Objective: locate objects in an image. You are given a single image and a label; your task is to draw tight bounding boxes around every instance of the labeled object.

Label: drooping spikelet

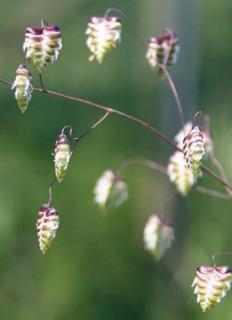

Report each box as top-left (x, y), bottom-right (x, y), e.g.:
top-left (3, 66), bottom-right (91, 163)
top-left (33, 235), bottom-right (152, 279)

top-left (93, 170), bottom-right (128, 211)
top-left (192, 265), bottom-right (232, 312)
top-left (23, 23), bottom-right (62, 73)
top-left (174, 121), bottom-right (213, 157)
top-left (143, 214), bottom-right (174, 260)
top-left (146, 28), bottom-right (180, 73)
top-left (183, 125), bottom-right (205, 177)
top-left (86, 16), bottom-right (122, 63)
top-left (36, 203), bottom-right (59, 254)
top-left (11, 64), bottom-right (33, 113)
top-left (54, 133), bottom-right (72, 183)
top-left (167, 151), bottom-right (195, 196)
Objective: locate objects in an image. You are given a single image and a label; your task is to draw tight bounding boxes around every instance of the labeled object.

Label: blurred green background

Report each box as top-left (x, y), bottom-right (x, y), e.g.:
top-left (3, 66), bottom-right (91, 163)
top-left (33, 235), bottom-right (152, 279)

top-left (0, 0), bottom-right (232, 319)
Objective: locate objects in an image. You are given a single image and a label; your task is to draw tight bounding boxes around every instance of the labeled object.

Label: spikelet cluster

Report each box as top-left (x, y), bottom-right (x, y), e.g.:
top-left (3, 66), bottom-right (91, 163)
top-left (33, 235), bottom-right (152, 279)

top-left (93, 170), bottom-right (128, 211)
top-left (192, 265), bottom-right (232, 312)
top-left (23, 24), bottom-right (62, 73)
top-left (11, 64), bottom-right (33, 113)
top-left (175, 121), bottom-right (213, 157)
top-left (146, 28), bottom-right (180, 72)
top-left (86, 16), bottom-right (122, 63)
top-left (143, 214), bottom-right (174, 260)
top-left (167, 151), bottom-right (195, 196)
top-left (36, 203), bottom-right (59, 254)
top-left (54, 133), bottom-right (72, 183)
top-left (183, 125), bottom-right (205, 177)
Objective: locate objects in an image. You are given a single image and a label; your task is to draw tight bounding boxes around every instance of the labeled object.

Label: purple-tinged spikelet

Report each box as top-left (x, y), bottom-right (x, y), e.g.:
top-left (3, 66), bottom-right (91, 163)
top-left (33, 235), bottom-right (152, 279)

top-left (54, 133), bottom-right (71, 183)
top-left (23, 24), bottom-right (62, 73)
top-left (167, 151), bottom-right (195, 196)
top-left (93, 170), bottom-right (128, 211)
top-left (36, 204), bottom-right (59, 254)
top-left (146, 28), bottom-right (180, 73)
top-left (11, 64), bottom-right (33, 113)
top-left (192, 265), bottom-right (232, 312)
top-left (86, 16), bottom-right (122, 63)
top-left (183, 125), bottom-right (205, 177)
top-left (143, 214), bottom-right (174, 260)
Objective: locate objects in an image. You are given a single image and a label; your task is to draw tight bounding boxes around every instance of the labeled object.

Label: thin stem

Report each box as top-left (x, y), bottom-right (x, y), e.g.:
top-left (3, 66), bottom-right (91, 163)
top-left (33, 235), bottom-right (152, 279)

top-left (48, 178), bottom-right (57, 206)
top-left (118, 158), bottom-right (167, 175)
top-left (195, 186), bottom-right (231, 200)
top-left (39, 74), bottom-right (47, 93)
top-left (160, 65), bottom-right (185, 128)
top-left (1, 77), bottom-right (232, 191)
top-left (74, 111), bottom-right (111, 146)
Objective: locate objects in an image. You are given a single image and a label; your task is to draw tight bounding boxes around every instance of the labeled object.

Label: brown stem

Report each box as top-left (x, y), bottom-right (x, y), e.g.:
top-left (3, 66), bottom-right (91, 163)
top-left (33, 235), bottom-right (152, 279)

top-left (74, 111), bottom-right (111, 144)
top-left (2, 78), bottom-right (232, 191)
top-left (39, 74), bottom-right (47, 93)
top-left (160, 65), bottom-right (185, 128)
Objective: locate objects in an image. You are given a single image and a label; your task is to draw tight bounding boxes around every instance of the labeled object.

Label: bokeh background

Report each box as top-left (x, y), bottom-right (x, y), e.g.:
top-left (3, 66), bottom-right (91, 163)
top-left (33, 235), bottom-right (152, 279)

top-left (0, 0), bottom-right (232, 319)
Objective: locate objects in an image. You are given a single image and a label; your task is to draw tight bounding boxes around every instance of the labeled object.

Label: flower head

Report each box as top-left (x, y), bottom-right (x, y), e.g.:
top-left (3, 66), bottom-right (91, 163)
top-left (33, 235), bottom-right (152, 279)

top-left (143, 214), bottom-right (174, 260)
top-left (192, 265), bottom-right (232, 312)
top-left (183, 125), bottom-right (205, 177)
top-left (86, 16), bottom-right (122, 63)
top-left (167, 151), bottom-right (195, 195)
top-left (11, 64), bottom-right (33, 113)
top-left (23, 23), bottom-right (62, 73)
top-left (93, 170), bottom-right (128, 211)
top-left (36, 203), bottom-right (60, 254)
top-left (54, 132), bottom-right (72, 183)
top-left (146, 28), bottom-right (180, 73)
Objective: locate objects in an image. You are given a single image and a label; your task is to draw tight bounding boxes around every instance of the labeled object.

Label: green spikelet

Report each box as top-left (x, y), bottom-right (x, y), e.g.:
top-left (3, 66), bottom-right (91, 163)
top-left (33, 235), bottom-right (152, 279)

top-left (23, 23), bottom-right (62, 73)
top-left (192, 265), bottom-right (232, 312)
top-left (146, 28), bottom-right (180, 73)
top-left (143, 214), bottom-right (174, 260)
top-left (54, 133), bottom-right (71, 183)
top-left (86, 16), bottom-right (122, 63)
top-left (36, 204), bottom-right (59, 254)
top-left (183, 125), bottom-right (205, 177)
top-left (11, 64), bottom-right (33, 113)
top-left (93, 170), bottom-right (128, 211)
top-left (167, 151), bottom-right (195, 196)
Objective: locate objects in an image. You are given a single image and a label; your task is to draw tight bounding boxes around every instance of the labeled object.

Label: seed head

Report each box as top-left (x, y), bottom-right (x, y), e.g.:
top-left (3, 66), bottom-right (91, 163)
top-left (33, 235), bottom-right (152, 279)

top-left (54, 133), bottom-right (72, 183)
top-left (93, 170), bottom-right (128, 211)
top-left (146, 28), bottom-right (180, 73)
top-left (11, 64), bottom-right (33, 113)
top-left (183, 125), bottom-right (205, 177)
top-left (167, 151), bottom-right (195, 196)
top-left (23, 23), bottom-right (62, 73)
top-left (86, 16), bottom-right (122, 63)
top-left (192, 265), bottom-right (232, 312)
top-left (36, 203), bottom-right (59, 254)
top-left (143, 214), bottom-right (174, 260)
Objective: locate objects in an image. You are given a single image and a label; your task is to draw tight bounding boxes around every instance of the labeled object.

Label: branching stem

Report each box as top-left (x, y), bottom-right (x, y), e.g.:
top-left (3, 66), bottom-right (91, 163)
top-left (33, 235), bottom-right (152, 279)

top-left (1, 78), bottom-right (232, 192)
